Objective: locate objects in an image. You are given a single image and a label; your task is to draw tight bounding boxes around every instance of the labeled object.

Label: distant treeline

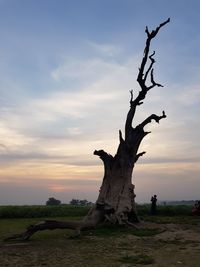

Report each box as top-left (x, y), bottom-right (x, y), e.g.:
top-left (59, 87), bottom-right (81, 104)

top-left (159, 200), bottom-right (196, 206)
top-left (0, 204), bottom-right (195, 219)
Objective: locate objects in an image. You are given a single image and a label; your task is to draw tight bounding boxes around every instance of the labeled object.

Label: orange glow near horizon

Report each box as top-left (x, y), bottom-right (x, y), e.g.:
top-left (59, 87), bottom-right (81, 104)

top-left (0, 160), bottom-right (199, 183)
top-left (49, 185), bottom-right (73, 193)
top-left (0, 161), bottom-right (103, 181)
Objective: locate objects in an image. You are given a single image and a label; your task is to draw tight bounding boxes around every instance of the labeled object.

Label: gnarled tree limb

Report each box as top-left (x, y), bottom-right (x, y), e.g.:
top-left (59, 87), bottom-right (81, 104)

top-left (137, 111), bottom-right (166, 130)
top-left (125, 18), bottom-right (170, 139)
top-left (135, 151), bottom-right (146, 163)
top-left (94, 150), bottom-right (113, 164)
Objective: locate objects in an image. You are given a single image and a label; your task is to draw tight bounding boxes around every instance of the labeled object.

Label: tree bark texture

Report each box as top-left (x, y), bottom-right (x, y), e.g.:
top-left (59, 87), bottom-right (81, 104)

top-left (5, 18), bottom-right (170, 241)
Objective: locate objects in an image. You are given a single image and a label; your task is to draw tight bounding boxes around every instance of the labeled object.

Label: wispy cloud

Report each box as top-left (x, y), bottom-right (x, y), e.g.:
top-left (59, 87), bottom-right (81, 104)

top-left (87, 41), bottom-right (122, 57)
top-left (0, 4), bottom-right (200, 205)
top-left (1, 46), bottom-right (199, 171)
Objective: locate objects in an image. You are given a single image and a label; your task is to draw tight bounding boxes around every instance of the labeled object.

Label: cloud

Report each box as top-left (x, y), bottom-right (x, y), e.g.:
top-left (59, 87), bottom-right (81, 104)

top-left (0, 159), bottom-right (199, 205)
top-left (178, 86), bottom-right (200, 106)
top-left (32, 88), bottom-right (118, 120)
top-left (0, 143), bottom-right (8, 150)
top-left (0, 38), bottom-right (200, 204)
top-left (134, 161), bottom-right (200, 203)
top-left (87, 41), bottom-right (122, 57)
top-left (0, 121), bottom-right (34, 149)
top-left (1, 50), bottom-right (199, 167)
top-left (0, 51), bottom-right (140, 161)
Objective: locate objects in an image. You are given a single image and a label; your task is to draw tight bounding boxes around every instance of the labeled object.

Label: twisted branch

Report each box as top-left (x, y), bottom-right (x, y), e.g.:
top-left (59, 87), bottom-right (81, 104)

top-left (137, 111), bottom-right (166, 129)
top-left (124, 18), bottom-right (170, 140)
top-left (135, 151), bottom-right (146, 163)
top-left (136, 18), bottom-right (170, 103)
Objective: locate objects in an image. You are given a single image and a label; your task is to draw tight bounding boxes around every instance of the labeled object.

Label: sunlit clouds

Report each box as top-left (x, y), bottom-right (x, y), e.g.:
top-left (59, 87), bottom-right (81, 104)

top-left (0, 1), bottom-right (200, 204)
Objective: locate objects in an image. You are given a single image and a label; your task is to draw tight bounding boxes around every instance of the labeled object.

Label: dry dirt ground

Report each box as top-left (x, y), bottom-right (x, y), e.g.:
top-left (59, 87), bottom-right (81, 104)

top-left (0, 218), bottom-right (200, 267)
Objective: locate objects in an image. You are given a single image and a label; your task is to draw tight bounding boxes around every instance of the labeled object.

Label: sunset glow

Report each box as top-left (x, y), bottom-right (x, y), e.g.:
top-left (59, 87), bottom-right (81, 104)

top-left (0, 0), bottom-right (200, 204)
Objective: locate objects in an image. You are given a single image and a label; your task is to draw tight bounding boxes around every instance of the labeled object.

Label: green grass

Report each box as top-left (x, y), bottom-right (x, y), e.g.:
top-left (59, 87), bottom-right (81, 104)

top-left (144, 214), bottom-right (200, 224)
top-left (83, 224), bottom-right (164, 238)
top-left (119, 253), bottom-right (154, 265)
top-left (0, 218), bottom-right (163, 243)
top-left (0, 217), bottom-right (83, 242)
top-left (0, 205), bottom-right (89, 218)
top-left (85, 224), bottom-right (128, 237)
top-left (137, 204), bottom-right (193, 216)
top-left (0, 204), bottom-right (195, 219)
top-left (1, 215), bottom-right (200, 267)
top-left (131, 228), bottom-right (164, 236)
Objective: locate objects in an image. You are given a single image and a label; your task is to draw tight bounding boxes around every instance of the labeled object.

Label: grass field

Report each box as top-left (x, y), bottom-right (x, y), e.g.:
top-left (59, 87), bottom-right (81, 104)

top-left (0, 206), bottom-right (200, 267)
top-left (0, 204), bottom-right (193, 218)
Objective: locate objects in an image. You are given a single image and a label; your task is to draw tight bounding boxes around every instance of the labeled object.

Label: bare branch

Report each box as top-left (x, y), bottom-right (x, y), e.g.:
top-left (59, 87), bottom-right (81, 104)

top-left (150, 18), bottom-right (170, 38)
top-left (137, 111), bottom-right (166, 129)
top-left (144, 51), bottom-right (155, 82)
top-left (147, 69), bottom-right (164, 90)
top-left (119, 130), bottom-right (124, 143)
top-left (129, 90), bottom-right (133, 106)
top-left (124, 19), bottom-right (169, 138)
top-left (136, 18), bottom-right (170, 105)
top-left (125, 91), bottom-right (137, 139)
top-left (94, 150), bottom-right (113, 166)
top-left (145, 26), bottom-right (150, 37)
top-left (135, 151), bottom-right (146, 163)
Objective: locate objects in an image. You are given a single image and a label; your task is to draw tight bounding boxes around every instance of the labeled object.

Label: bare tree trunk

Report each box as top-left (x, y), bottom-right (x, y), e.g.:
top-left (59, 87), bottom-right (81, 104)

top-left (5, 18), bottom-right (170, 241)
top-left (92, 18), bottom-right (169, 226)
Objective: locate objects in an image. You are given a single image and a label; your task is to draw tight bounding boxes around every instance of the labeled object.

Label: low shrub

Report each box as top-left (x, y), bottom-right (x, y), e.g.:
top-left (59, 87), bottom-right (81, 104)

top-left (0, 204), bottom-right (193, 219)
top-left (0, 205), bottom-right (89, 219)
top-left (136, 204), bottom-right (193, 216)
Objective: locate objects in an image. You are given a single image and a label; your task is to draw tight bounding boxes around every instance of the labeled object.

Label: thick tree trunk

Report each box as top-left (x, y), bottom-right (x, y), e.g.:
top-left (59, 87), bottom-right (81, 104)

top-left (93, 130), bottom-right (145, 225)
top-left (5, 18), bottom-right (169, 241)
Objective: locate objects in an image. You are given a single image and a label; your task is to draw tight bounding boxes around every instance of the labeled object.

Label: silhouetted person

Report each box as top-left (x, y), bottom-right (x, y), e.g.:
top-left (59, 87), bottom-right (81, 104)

top-left (192, 200), bottom-right (200, 215)
top-left (150, 195), bottom-right (157, 215)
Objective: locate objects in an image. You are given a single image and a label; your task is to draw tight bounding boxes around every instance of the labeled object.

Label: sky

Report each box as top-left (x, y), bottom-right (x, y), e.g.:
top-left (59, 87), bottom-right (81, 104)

top-left (0, 0), bottom-right (200, 205)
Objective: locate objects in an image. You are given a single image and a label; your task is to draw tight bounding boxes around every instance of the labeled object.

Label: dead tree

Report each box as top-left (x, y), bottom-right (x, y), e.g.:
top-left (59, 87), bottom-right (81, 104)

top-left (5, 18), bottom-right (170, 241)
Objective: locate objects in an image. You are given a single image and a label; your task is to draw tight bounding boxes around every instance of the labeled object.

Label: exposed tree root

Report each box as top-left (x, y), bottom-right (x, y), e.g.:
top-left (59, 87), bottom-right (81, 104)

top-left (4, 220), bottom-right (81, 241)
top-left (4, 208), bottom-right (140, 241)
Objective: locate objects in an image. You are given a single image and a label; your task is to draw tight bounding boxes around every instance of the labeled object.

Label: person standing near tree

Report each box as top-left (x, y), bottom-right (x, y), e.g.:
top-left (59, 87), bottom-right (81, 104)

top-left (151, 195), bottom-right (157, 215)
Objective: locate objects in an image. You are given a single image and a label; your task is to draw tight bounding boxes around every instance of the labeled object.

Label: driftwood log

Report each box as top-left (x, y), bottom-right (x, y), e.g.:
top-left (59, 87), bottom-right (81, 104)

top-left (5, 18), bottom-right (170, 241)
